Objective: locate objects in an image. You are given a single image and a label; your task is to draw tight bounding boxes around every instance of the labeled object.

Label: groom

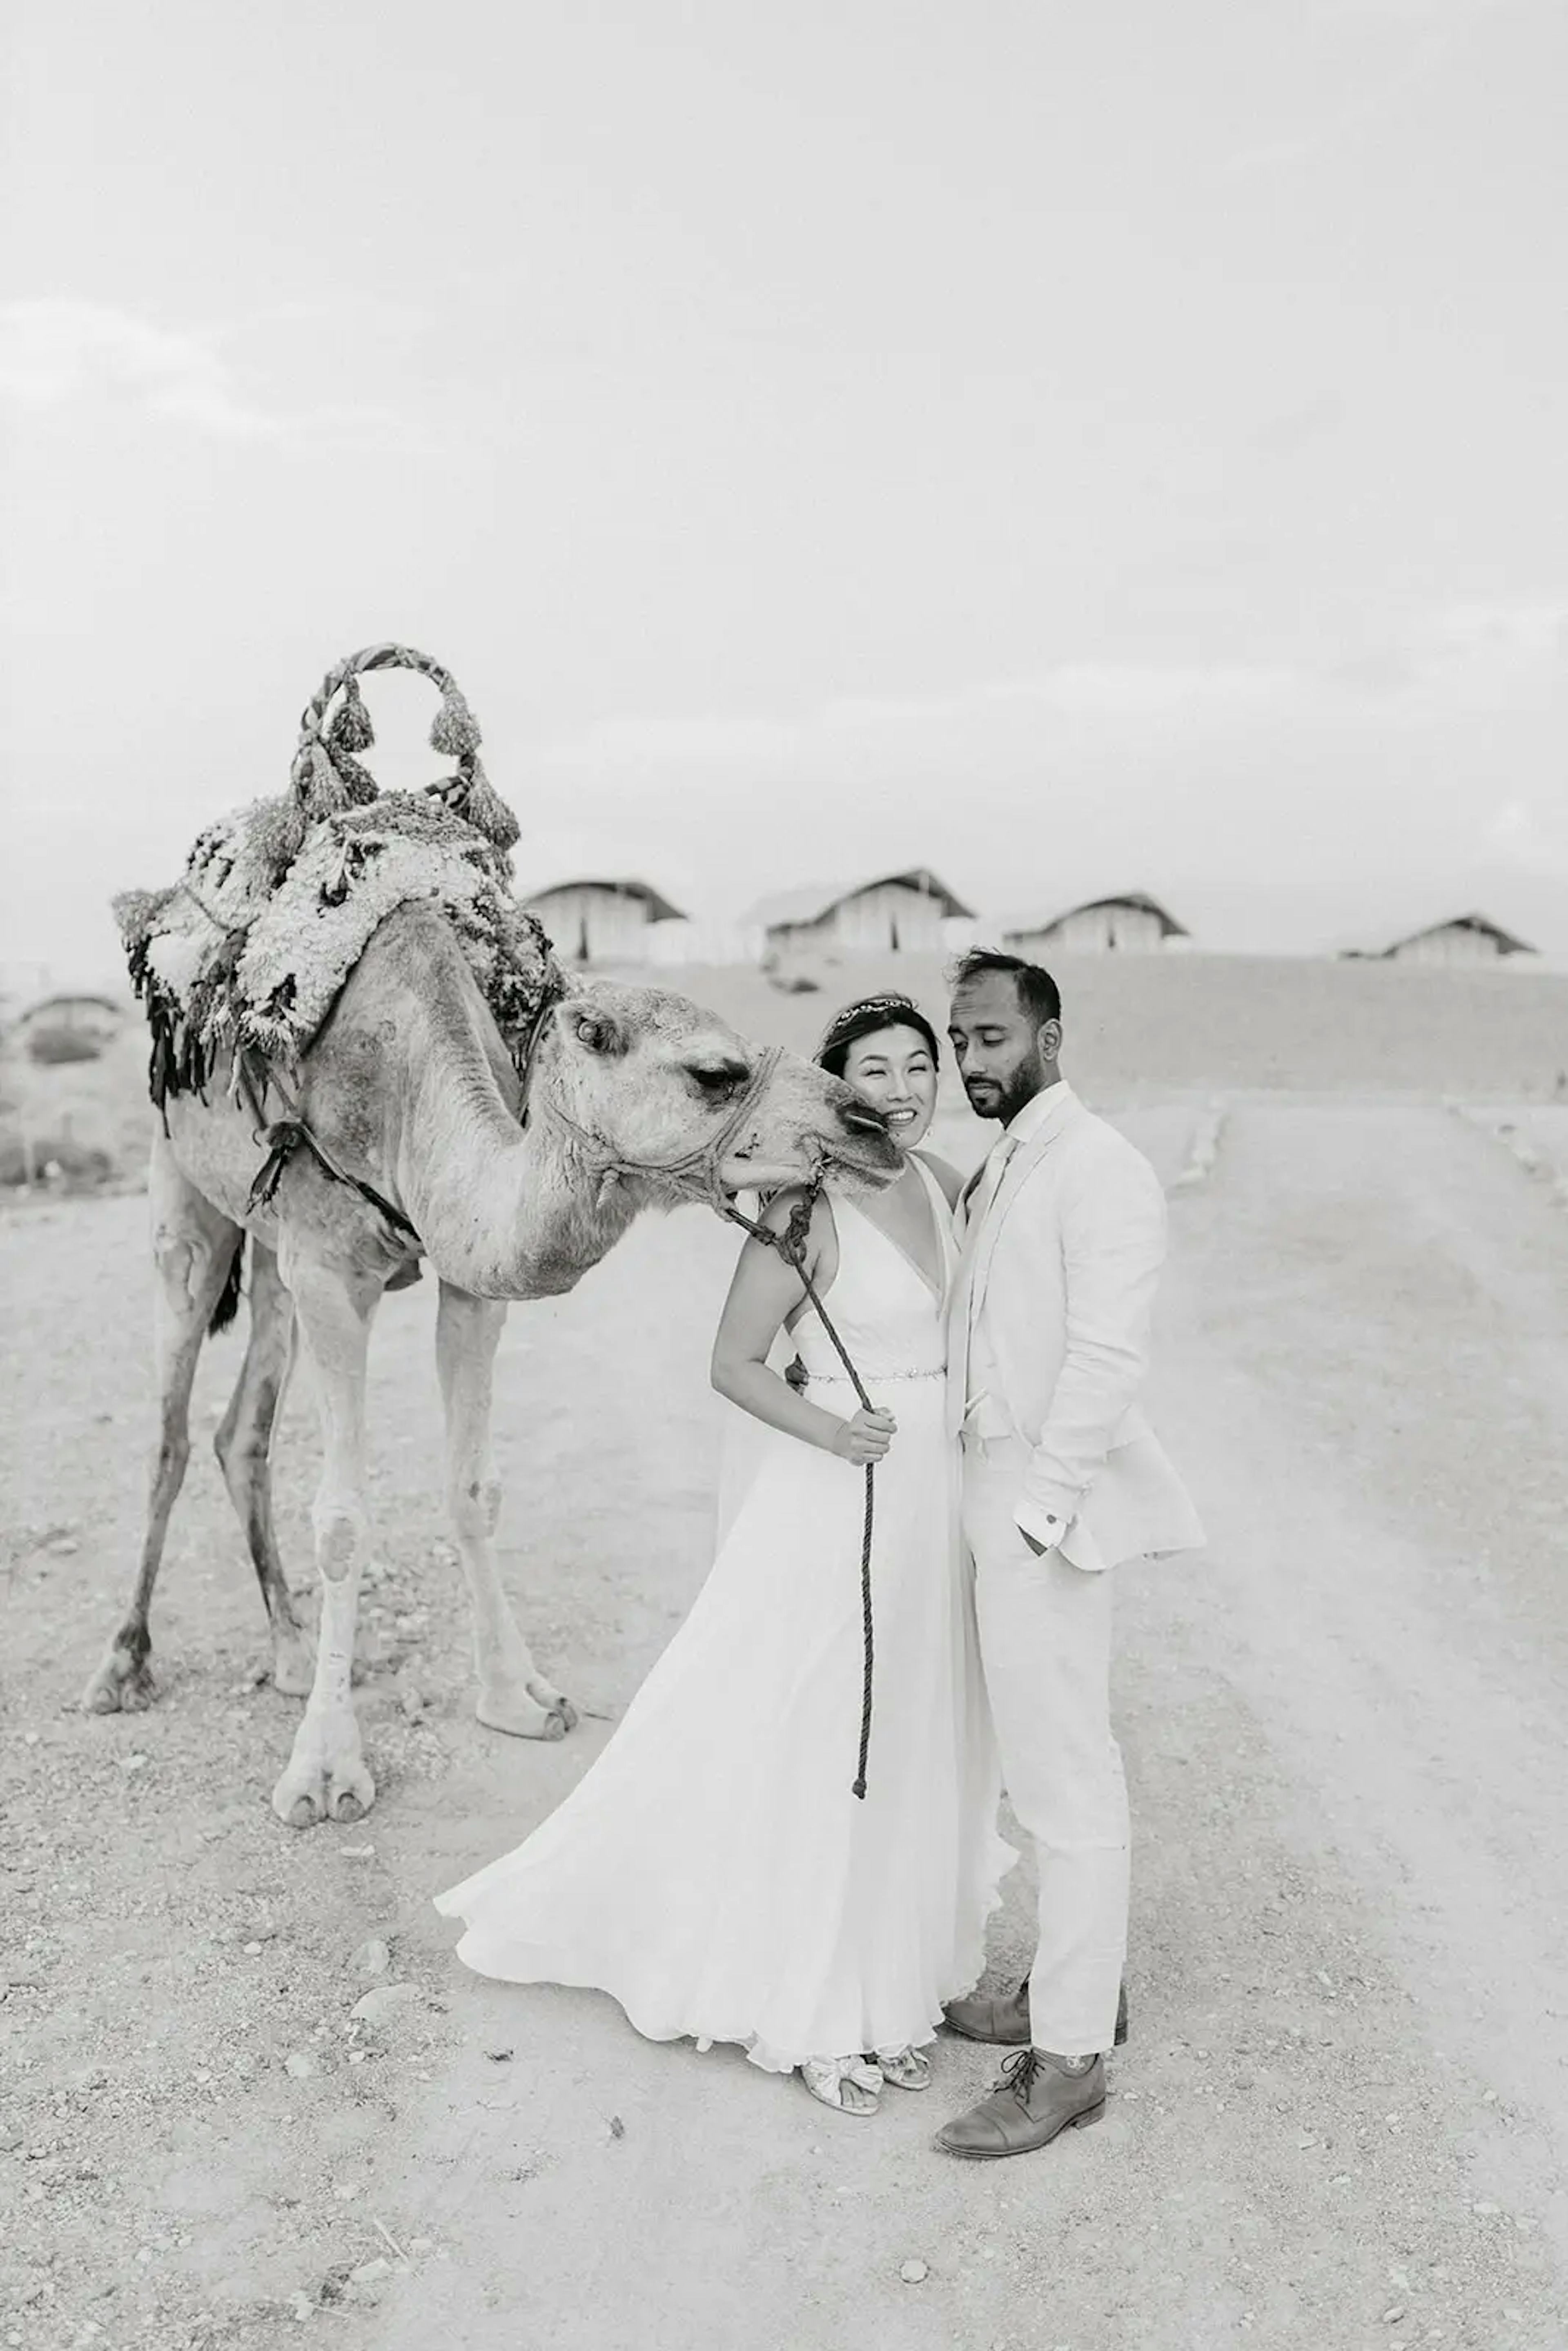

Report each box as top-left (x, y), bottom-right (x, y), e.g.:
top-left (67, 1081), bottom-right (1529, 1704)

top-left (935, 948), bottom-right (1203, 2159)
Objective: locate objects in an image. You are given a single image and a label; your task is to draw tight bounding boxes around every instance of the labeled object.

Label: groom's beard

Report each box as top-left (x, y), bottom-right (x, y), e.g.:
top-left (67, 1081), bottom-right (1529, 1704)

top-left (964, 1071), bottom-right (1036, 1125)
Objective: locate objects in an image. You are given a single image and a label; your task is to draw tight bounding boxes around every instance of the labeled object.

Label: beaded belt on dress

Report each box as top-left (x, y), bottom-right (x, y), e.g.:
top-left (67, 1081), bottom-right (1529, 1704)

top-left (802, 1367), bottom-right (945, 1384)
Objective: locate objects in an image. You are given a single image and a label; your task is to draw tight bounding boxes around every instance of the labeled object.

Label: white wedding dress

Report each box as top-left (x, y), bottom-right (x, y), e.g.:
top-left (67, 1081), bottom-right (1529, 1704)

top-left (434, 1156), bottom-right (1012, 2073)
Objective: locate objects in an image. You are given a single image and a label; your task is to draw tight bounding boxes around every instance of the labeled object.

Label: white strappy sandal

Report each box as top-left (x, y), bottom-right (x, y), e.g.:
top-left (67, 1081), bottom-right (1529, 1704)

top-left (873, 2044), bottom-right (933, 2091)
top-left (800, 2055), bottom-right (884, 2116)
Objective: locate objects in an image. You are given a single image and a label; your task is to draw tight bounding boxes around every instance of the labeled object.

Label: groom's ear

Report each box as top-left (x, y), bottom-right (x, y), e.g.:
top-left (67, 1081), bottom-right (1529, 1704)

top-left (1039, 1017), bottom-right (1063, 1062)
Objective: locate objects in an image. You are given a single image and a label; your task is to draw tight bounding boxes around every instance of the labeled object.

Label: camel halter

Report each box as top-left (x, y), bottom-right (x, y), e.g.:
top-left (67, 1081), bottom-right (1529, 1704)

top-left (538, 1038), bottom-right (789, 1212)
top-left (542, 1023), bottom-right (881, 1799)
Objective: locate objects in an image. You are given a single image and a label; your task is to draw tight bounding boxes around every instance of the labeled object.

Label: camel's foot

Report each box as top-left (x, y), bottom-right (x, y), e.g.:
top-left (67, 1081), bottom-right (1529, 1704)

top-left (269, 1616), bottom-right (316, 1699)
top-left (476, 1677), bottom-right (577, 1742)
top-left (82, 1632), bottom-right (156, 1715)
top-left (271, 1716), bottom-right (376, 1829)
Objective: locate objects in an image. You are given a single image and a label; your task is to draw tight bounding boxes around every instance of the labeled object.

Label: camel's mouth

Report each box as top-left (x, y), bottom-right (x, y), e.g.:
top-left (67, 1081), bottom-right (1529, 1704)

top-left (818, 1146), bottom-right (900, 1196)
top-left (713, 1134), bottom-right (899, 1200)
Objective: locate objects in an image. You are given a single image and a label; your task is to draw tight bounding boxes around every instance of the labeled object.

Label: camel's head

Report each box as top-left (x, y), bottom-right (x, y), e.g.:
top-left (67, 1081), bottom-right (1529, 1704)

top-left (540, 982), bottom-right (902, 1202)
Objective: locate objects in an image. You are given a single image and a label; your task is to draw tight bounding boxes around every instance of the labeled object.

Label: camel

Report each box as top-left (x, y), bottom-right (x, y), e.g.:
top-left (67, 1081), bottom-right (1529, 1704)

top-left (89, 660), bottom-right (899, 1829)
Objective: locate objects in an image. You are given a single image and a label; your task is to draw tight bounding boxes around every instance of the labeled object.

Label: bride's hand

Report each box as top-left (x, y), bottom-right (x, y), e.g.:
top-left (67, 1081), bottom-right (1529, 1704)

top-left (831, 1407), bottom-right (897, 1463)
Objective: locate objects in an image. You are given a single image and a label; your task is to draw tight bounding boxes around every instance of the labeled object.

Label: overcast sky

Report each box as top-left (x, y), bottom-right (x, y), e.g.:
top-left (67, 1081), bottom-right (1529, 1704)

top-left (3, 0), bottom-right (1566, 983)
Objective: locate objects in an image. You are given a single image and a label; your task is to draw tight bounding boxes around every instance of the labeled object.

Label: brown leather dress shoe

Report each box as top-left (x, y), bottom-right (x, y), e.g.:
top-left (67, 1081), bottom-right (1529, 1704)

top-left (941, 1980), bottom-right (1031, 2045)
top-left (942, 1979), bottom-right (1129, 2050)
top-left (934, 2048), bottom-right (1106, 2160)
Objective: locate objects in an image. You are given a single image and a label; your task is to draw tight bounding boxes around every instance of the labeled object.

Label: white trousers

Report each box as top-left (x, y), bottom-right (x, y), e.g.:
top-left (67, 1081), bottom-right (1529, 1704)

top-left (961, 1437), bottom-right (1129, 2056)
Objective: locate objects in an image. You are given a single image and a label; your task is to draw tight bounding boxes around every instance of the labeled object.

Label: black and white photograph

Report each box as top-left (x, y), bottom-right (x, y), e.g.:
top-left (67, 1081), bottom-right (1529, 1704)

top-left (3, 3), bottom-right (1567, 2347)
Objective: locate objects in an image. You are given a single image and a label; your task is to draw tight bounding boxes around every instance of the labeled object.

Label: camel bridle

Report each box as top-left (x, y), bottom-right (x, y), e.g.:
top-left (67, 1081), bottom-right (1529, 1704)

top-left (537, 1034), bottom-right (789, 1211)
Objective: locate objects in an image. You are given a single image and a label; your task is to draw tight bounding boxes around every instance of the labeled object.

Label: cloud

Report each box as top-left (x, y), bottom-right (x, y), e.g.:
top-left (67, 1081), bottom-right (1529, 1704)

top-left (536, 711), bottom-right (802, 770)
top-left (1223, 0), bottom-right (1510, 176)
top-left (1484, 795), bottom-right (1568, 873)
top-left (535, 662), bottom-right (1306, 777)
top-left (1252, 393), bottom-right (1347, 457)
top-left (528, 609), bottom-right (1568, 828)
top-left (1430, 600), bottom-right (1568, 664)
top-left (0, 298), bottom-right (426, 449)
top-left (1321, 601), bottom-right (1568, 702)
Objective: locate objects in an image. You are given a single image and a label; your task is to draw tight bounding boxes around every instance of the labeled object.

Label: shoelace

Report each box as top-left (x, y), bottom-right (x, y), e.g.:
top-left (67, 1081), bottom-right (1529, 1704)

top-left (996, 2046), bottom-right (1096, 2104)
top-left (997, 2047), bottom-right (1044, 2104)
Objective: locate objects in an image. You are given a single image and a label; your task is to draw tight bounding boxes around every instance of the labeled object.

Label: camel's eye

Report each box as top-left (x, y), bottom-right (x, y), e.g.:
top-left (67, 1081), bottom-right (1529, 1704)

top-left (575, 1012), bottom-right (626, 1056)
top-left (686, 1058), bottom-right (749, 1102)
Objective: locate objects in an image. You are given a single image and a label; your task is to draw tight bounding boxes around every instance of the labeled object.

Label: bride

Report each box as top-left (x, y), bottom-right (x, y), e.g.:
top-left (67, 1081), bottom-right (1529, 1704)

top-left (434, 992), bottom-right (1010, 2116)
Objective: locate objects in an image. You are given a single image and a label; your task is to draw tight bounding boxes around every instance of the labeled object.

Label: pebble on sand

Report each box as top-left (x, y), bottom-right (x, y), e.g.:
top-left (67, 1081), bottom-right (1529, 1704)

top-left (900, 2260), bottom-right (929, 2284)
top-left (350, 1982), bottom-right (421, 2026)
top-left (352, 1938), bottom-right (392, 1977)
top-left (284, 2052), bottom-right (318, 2080)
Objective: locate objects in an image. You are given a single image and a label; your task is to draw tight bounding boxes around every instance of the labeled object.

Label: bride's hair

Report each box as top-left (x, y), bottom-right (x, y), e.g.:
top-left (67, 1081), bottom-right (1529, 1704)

top-left (815, 992), bottom-right (941, 1078)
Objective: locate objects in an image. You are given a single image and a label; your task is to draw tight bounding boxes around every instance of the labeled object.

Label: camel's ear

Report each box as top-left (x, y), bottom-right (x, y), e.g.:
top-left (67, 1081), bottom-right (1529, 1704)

top-left (568, 1005), bottom-right (630, 1058)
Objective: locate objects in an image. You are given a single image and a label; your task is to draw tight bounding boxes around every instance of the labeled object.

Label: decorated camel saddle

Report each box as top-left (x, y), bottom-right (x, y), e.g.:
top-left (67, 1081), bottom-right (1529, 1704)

top-left (114, 646), bottom-right (563, 1116)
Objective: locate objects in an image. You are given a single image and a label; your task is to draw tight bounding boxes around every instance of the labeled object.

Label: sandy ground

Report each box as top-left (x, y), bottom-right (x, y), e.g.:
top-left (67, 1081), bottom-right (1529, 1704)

top-left (4, 1091), bottom-right (1568, 2350)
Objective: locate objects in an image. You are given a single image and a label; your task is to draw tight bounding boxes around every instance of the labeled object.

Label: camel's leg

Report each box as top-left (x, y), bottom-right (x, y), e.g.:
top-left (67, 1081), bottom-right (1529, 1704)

top-left (212, 1241), bottom-right (314, 1697)
top-left (436, 1281), bottom-right (577, 1741)
top-left (83, 1138), bottom-right (241, 1714)
top-left (270, 1253), bottom-right (380, 1827)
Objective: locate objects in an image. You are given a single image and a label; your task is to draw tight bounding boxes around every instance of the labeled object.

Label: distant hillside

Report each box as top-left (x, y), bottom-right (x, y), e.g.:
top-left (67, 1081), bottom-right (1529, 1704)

top-left (648, 951), bottom-right (1568, 1106)
top-left (7, 950), bottom-right (1566, 1196)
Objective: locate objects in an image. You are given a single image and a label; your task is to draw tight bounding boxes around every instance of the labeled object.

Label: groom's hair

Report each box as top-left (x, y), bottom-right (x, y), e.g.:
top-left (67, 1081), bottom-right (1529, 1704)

top-left (948, 946), bottom-right (1062, 1028)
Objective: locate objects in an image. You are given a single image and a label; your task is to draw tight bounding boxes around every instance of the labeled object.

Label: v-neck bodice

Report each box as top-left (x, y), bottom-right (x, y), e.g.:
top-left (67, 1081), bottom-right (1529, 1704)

top-left (793, 1157), bottom-right (956, 1385)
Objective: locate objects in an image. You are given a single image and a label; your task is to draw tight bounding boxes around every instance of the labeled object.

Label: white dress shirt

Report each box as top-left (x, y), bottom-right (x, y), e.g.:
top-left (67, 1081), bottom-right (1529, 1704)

top-left (963, 1082), bottom-right (1070, 1552)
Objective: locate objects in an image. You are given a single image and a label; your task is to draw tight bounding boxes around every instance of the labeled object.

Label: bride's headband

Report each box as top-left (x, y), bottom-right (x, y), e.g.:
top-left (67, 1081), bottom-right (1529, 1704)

top-left (814, 992), bottom-right (941, 1073)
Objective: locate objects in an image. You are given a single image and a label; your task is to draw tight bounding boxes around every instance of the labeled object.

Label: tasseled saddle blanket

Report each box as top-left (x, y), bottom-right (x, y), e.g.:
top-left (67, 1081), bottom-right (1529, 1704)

top-left (113, 645), bottom-right (564, 1119)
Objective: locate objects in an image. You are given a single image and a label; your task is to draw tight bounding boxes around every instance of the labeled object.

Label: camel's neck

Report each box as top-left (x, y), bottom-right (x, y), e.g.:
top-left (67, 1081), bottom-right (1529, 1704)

top-left (396, 1043), bottom-right (641, 1301)
top-left (338, 922), bottom-right (642, 1299)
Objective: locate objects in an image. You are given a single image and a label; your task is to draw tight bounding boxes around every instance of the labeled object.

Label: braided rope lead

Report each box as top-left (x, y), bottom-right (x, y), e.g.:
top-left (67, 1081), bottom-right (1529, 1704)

top-left (739, 1182), bottom-right (876, 1802)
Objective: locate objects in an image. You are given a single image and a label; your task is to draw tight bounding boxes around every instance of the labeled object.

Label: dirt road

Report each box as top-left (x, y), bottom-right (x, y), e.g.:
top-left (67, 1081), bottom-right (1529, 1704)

top-left (4, 1098), bottom-right (1566, 2350)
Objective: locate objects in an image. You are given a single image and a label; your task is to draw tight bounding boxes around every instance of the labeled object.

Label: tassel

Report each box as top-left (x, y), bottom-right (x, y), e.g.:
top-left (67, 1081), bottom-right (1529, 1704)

top-left (112, 885), bottom-right (176, 951)
top-left (330, 749), bottom-right (380, 806)
top-left (327, 676), bottom-right (375, 754)
top-left (453, 754), bottom-right (519, 850)
top-left (249, 794), bottom-right (308, 882)
top-left (430, 689), bottom-right (482, 758)
top-left (295, 741), bottom-right (353, 820)
top-left (247, 1122), bottom-right (307, 1216)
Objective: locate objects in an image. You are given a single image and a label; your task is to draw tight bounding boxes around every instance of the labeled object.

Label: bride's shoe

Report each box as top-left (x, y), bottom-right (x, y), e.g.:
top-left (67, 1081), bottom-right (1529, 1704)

top-left (800, 2055), bottom-right (884, 2116)
top-left (874, 2044), bottom-right (932, 2091)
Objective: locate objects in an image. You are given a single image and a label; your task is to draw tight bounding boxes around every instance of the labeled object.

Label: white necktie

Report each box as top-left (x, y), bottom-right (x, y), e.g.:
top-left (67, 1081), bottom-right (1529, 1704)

top-left (964, 1135), bottom-right (1017, 1237)
top-left (949, 1135), bottom-right (1017, 1434)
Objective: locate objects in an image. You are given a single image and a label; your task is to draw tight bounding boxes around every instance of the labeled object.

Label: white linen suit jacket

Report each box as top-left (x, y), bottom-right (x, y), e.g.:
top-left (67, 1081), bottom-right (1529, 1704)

top-left (947, 1083), bottom-right (1204, 1572)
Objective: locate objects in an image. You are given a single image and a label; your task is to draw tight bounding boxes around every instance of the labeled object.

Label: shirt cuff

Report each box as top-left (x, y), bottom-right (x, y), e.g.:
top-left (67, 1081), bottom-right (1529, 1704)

top-left (1015, 1499), bottom-right (1069, 1552)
